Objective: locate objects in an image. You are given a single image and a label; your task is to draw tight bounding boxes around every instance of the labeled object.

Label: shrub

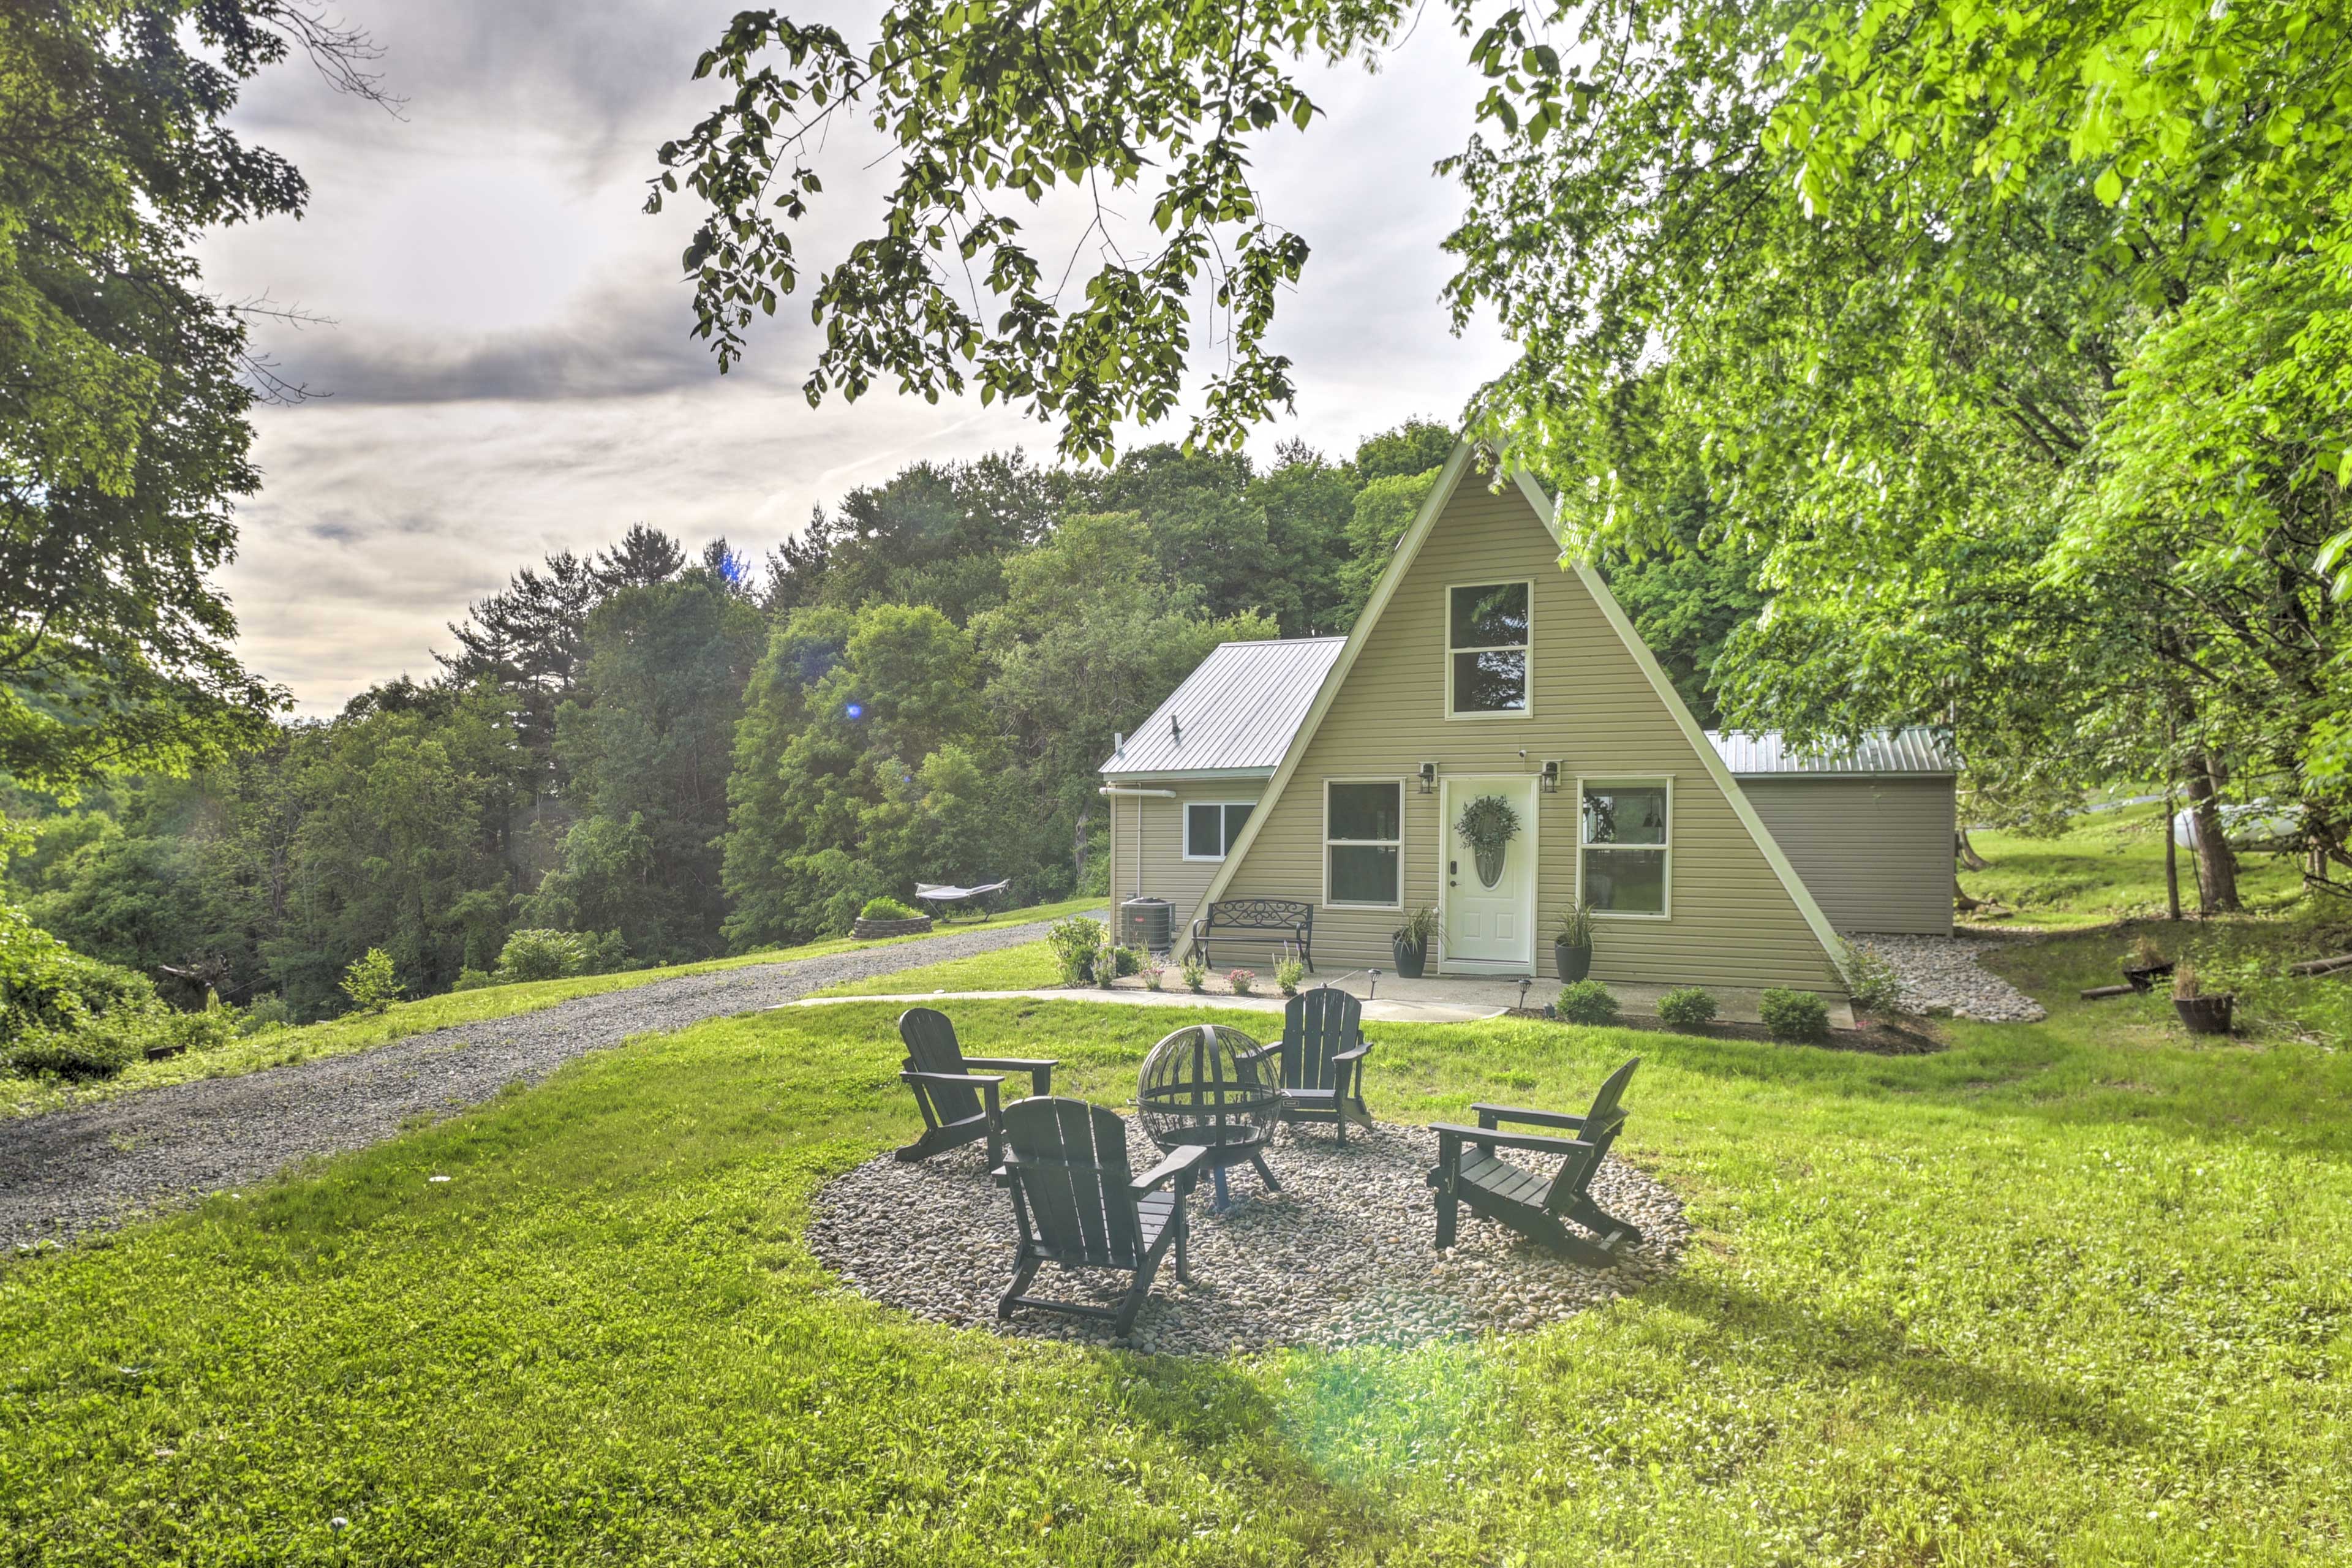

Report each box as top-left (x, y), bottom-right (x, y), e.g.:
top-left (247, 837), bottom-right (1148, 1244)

top-left (449, 968), bottom-right (496, 993)
top-left (1761, 988), bottom-right (1831, 1042)
top-left (1110, 944), bottom-right (1143, 978)
top-left (1275, 957), bottom-right (1306, 995)
top-left (341, 949), bottom-right (402, 1014)
top-left (1142, 965), bottom-right (1166, 992)
top-left (577, 929), bottom-right (628, 974)
top-left (1, 1020), bottom-right (139, 1080)
top-left (497, 929), bottom-right (590, 982)
top-left (1, 905), bottom-right (175, 1080)
top-left (1047, 917), bottom-right (1104, 986)
top-left (859, 896), bottom-right (923, 922)
top-left (1228, 968), bottom-right (1257, 996)
top-left (1838, 940), bottom-right (1905, 1016)
top-left (1556, 979), bottom-right (1618, 1025)
top-left (1657, 987), bottom-right (1717, 1028)
top-left (238, 993), bottom-right (290, 1035)
top-left (1181, 959), bottom-right (1208, 993)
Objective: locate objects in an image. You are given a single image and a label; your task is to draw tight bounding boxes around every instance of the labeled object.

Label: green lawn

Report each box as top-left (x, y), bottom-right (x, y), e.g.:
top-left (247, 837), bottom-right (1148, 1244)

top-left (6, 988), bottom-right (2348, 1563)
top-left (1963, 800), bottom-right (2306, 929)
top-left (1, 899), bottom-right (1103, 1120)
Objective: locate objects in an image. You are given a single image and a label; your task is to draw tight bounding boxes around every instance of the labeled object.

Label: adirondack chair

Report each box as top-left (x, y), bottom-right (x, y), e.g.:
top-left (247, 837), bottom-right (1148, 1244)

top-left (894, 1007), bottom-right (1058, 1167)
top-left (996, 1096), bottom-right (1210, 1336)
top-left (1237, 988), bottom-right (1374, 1144)
top-left (1428, 1058), bottom-right (1643, 1267)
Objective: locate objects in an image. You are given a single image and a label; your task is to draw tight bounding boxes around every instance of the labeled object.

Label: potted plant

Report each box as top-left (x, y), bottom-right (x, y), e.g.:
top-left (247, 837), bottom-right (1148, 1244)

top-left (2121, 933), bottom-right (2174, 993)
top-left (1553, 900), bottom-right (1595, 982)
top-left (1392, 905), bottom-right (1438, 979)
top-left (1454, 794), bottom-right (1522, 888)
top-left (2172, 962), bottom-right (2234, 1035)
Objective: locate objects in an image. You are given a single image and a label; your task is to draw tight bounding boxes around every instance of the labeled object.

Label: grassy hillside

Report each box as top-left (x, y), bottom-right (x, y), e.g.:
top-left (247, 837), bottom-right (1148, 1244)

top-left (1961, 800), bottom-right (2306, 930)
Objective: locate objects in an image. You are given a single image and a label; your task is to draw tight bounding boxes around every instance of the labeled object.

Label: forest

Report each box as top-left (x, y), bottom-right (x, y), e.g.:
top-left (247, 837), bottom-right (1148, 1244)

top-left (2, 420), bottom-right (1747, 1020)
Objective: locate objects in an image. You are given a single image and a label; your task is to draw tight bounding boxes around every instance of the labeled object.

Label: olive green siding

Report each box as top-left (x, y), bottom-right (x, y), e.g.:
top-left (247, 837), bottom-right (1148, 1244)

top-left (1214, 472), bottom-right (1844, 991)
top-left (1105, 782), bottom-right (1266, 942)
top-left (1740, 777), bottom-right (1956, 935)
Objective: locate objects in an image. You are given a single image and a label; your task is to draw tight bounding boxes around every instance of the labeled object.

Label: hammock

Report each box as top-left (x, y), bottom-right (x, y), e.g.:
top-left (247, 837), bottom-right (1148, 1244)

top-left (914, 880), bottom-right (1012, 907)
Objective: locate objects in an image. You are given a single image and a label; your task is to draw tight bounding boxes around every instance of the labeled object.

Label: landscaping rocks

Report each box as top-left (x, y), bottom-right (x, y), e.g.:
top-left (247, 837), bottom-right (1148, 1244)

top-left (809, 1118), bottom-right (1687, 1355)
top-left (1850, 932), bottom-right (2048, 1022)
top-left (0, 918), bottom-right (1062, 1251)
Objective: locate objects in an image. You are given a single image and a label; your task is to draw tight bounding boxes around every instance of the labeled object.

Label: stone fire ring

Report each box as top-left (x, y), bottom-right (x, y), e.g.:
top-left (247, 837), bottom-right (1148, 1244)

top-left (807, 1118), bottom-right (1689, 1356)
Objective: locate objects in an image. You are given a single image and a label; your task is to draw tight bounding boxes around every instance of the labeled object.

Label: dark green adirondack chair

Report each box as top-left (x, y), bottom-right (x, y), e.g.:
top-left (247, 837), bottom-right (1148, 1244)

top-left (1428, 1058), bottom-right (1642, 1266)
top-left (894, 1007), bottom-right (1058, 1168)
top-left (996, 1097), bottom-right (1210, 1336)
top-left (1239, 987), bottom-right (1373, 1143)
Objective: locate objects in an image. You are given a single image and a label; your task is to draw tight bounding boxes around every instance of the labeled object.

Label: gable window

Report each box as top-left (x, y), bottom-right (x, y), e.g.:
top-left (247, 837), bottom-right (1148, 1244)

top-left (1448, 581), bottom-right (1531, 717)
top-left (1183, 801), bottom-right (1255, 862)
top-left (1581, 781), bottom-right (1670, 917)
top-left (1324, 780), bottom-right (1403, 908)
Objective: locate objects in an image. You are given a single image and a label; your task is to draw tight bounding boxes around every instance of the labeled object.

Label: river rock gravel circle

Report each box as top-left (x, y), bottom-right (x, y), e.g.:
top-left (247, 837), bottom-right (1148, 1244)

top-left (809, 1117), bottom-right (1688, 1355)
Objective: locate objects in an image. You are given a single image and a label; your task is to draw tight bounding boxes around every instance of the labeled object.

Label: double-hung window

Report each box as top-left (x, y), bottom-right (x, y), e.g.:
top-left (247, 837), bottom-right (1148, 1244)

top-left (1324, 781), bottom-right (1403, 908)
top-left (1448, 581), bottom-right (1531, 717)
top-left (1183, 801), bottom-right (1255, 861)
top-left (1581, 781), bottom-right (1670, 916)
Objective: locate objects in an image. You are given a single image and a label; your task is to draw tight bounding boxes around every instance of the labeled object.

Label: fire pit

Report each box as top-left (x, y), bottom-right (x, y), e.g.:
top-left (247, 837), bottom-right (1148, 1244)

top-left (1137, 1023), bottom-right (1283, 1212)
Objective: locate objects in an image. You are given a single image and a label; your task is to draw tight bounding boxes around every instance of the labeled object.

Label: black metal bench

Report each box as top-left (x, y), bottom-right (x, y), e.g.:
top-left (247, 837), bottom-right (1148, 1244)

top-left (1190, 898), bottom-right (1314, 972)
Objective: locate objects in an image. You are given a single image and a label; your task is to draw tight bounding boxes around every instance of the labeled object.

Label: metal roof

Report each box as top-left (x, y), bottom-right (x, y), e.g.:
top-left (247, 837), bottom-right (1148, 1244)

top-left (1101, 637), bottom-right (1346, 778)
top-left (1708, 728), bottom-right (1960, 777)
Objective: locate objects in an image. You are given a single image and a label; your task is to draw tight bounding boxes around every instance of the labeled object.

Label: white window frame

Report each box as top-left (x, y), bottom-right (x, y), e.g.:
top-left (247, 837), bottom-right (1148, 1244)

top-left (1322, 778), bottom-right (1406, 910)
top-left (1578, 776), bottom-right (1673, 921)
top-left (1182, 799), bottom-right (1257, 863)
top-left (1444, 577), bottom-right (1535, 721)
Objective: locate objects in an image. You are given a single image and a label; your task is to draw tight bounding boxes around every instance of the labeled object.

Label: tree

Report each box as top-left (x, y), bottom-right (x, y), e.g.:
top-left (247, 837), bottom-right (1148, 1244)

top-left (1, 1), bottom-right (386, 791)
top-left (526, 568), bottom-right (764, 959)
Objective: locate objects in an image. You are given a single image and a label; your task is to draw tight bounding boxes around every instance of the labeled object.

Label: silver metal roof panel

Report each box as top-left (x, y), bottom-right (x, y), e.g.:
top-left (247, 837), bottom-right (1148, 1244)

top-left (1708, 727), bottom-right (1960, 777)
top-left (1101, 636), bottom-right (1345, 778)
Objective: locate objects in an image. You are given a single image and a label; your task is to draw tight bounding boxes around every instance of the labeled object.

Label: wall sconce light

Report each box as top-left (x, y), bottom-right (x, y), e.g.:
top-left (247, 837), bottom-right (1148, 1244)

top-left (1540, 760), bottom-right (1561, 794)
top-left (1417, 761), bottom-right (1437, 794)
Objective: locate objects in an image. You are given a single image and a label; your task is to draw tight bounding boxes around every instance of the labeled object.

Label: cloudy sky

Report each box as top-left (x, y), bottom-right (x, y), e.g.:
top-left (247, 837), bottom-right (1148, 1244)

top-left (200, 2), bottom-right (1518, 712)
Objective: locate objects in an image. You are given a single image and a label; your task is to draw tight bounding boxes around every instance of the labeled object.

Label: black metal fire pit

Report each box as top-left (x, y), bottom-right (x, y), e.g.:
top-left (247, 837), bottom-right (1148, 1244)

top-left (1137, 1023), bottom-right (1282, 1212)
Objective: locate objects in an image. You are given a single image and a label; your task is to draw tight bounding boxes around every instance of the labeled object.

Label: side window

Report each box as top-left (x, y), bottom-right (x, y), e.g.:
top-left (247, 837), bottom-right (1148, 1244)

top-left (1184, 801), bottom-right (1256, 861)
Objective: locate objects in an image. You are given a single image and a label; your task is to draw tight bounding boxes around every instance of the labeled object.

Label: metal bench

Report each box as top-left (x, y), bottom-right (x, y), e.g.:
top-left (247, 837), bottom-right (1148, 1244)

top-left (1190, 898), bottom-right (1314, 972)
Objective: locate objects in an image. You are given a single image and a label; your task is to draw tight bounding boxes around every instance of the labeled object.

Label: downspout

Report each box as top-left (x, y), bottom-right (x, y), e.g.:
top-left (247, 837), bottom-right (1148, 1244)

top-left (1099, 786), bottom-right (1176, 903)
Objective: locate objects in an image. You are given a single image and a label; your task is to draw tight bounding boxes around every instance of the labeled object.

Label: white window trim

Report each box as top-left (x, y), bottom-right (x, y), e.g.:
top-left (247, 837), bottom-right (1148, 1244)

top-left (1578, 775), bottom-right (1673, 921)
top-left (1182, 799), bottom-right (1258, 863)
top-left (1322, 777), bottom-right (1406, 910)
top-left (1444, 577), bottom-right (1535, 722)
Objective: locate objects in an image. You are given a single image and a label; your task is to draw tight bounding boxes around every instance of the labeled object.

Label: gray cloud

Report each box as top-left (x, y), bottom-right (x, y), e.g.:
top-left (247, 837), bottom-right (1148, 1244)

top-left (201, 5), bottom-right (1517, 713)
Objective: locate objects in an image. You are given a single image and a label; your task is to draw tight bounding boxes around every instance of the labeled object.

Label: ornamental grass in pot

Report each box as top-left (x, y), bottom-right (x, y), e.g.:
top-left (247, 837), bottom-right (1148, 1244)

top-left (2171, 962), bottom-right (2234, 1035)
top-left (2121, 933), bottom-right (2174, 993)
top-left (1392, 905), bottom-right (1438, 979)
top-left (1553, 900), bottom-right (1595, 982)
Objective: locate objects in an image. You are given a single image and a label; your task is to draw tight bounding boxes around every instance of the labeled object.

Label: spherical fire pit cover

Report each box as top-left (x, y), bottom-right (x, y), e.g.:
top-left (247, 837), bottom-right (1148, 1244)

top-left (1137, 1024), bottom-right (1282, 1152)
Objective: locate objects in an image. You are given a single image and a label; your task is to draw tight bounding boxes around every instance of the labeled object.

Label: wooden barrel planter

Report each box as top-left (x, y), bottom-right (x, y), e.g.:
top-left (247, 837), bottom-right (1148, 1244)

top-left (851, 914), bottom-right (935, 940)
top-left (2120, 962), bottom-right (2174, 993)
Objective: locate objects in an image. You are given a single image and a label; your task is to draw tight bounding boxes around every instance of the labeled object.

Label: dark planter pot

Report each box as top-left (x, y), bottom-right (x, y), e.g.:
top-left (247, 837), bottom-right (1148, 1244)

top-left (851, 914), bottom-right (935, 940)
top-left (1555, 941), bottom-right (1593, 982)
top-left (2121, 961), bottom-right (2174, 993)
top-left (1392, 937), bottom-right (1428, 979)
top-left (2174, 993), bottom-right (2234, 1035)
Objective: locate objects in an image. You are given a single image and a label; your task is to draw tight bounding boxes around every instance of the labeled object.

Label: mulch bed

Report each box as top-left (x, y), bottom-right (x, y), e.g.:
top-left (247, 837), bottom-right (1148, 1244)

top-left (1507, 1009), bottom-right (1948, 1055)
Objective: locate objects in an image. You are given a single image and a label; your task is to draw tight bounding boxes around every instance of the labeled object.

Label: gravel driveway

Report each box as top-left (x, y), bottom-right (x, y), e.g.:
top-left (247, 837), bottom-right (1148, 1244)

top-left (0, 919), bottom-right (1058, 1251)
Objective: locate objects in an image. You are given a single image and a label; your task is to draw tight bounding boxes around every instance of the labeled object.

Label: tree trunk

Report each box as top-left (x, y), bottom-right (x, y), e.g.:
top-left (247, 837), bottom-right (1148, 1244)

top-left (1955, 827), bottom-right (1989, 871)
top-left (1954, 876), bottom-right (1983, 911)
top-left (2183, 754), bottom-right (2241, 914)
top-left (2163, 787), bottom-right (2182, 922)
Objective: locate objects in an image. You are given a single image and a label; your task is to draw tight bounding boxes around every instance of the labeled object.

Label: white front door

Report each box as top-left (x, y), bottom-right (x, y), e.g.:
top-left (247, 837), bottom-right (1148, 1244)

top-left (1441, 777), bottom-right (1538, 971)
